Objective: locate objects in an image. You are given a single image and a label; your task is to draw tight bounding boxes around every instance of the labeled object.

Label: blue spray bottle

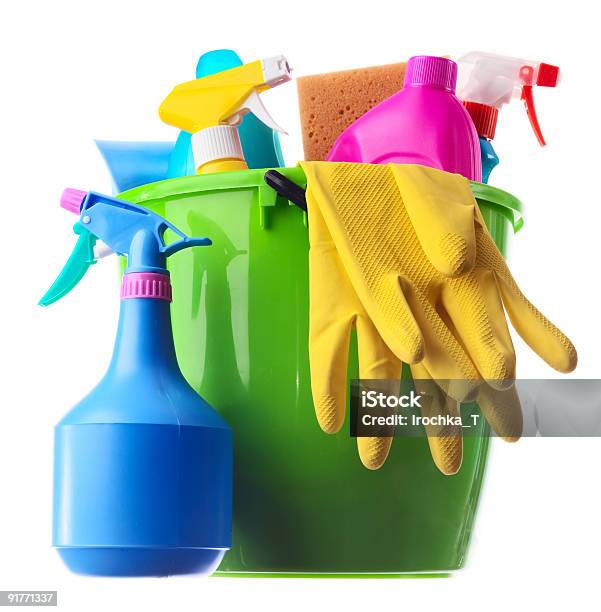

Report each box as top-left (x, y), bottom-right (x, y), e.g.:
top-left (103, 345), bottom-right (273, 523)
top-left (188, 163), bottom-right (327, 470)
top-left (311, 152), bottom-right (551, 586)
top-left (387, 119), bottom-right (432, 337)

top-left (40, 189), bottom-right (232, 577)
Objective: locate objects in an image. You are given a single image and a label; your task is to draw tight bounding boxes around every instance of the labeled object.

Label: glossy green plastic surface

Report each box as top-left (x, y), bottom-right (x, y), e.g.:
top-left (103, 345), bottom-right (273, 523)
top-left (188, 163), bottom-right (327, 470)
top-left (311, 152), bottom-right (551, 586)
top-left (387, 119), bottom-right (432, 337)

top-left (120, 167), bottom-right (522, 576)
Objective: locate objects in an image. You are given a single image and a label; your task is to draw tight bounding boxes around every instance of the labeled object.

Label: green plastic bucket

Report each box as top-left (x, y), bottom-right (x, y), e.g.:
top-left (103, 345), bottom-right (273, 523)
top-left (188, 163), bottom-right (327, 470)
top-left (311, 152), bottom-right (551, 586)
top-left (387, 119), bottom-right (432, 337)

top-left (120, 167), bottom-right (522, 576)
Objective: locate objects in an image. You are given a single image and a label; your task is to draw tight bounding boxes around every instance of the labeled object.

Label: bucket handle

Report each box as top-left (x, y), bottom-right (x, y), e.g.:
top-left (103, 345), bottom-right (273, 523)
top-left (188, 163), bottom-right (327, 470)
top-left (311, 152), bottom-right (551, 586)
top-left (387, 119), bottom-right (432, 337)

top-left (264, 170), bottom-right (307, 211)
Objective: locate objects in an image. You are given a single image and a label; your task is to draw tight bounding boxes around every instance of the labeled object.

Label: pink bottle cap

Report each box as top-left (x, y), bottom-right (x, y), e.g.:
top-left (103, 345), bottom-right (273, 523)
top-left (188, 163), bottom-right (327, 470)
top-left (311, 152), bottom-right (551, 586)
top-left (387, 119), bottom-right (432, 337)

top-left (404, 56), bottom-right (457, 92)
top-left (120, 272), bottom-right (173, 302)
top-left (61, 188), bottom-right (87, 214)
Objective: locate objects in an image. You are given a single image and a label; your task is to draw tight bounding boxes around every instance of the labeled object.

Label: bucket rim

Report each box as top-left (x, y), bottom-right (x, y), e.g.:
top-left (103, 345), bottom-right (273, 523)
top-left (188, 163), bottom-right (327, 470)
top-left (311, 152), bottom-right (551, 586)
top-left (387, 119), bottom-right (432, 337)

top-left (118, 166), bottom-right (306, 206)
top-left (470, 181), bottom-right (523, 232)
top-left (118, 166), bottom-right (523, 232)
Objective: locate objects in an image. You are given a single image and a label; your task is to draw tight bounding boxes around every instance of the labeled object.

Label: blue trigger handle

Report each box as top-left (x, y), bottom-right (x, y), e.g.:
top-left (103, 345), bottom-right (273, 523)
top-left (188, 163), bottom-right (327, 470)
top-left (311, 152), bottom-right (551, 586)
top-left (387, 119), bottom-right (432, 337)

top-left (79, 192), bottom-right (211, 272)
top-left (163, 235), bottom-right (212, 258)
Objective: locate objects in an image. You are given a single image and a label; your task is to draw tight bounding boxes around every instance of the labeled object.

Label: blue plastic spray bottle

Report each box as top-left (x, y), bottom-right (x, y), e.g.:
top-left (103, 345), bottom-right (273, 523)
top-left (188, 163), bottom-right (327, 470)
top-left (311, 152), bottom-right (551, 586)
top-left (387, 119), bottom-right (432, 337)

top-left (40, 190), bottom-right (232, 577)
top-left (457, 52), bottom-right (560, 183)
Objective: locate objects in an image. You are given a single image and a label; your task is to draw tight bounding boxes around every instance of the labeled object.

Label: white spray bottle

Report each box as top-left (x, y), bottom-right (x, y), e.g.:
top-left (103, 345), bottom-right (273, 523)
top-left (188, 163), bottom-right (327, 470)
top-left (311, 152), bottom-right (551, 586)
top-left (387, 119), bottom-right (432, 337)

top-left (457, 52), bottom-right (560, 183)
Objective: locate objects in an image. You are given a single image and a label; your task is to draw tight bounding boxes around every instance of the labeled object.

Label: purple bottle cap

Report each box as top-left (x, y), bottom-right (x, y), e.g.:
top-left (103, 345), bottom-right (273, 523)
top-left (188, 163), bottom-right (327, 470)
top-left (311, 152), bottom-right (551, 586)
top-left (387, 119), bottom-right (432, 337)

top-left (61, 188), bottom-right (87, 214)
top-left (404, 56), bottom-right (457, 92)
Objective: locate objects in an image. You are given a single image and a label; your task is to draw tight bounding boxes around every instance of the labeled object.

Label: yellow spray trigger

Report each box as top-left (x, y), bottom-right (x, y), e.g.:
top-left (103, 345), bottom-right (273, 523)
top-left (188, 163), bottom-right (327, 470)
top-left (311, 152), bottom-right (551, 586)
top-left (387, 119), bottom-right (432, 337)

top-left (159, 56), bottom-right (291, 134)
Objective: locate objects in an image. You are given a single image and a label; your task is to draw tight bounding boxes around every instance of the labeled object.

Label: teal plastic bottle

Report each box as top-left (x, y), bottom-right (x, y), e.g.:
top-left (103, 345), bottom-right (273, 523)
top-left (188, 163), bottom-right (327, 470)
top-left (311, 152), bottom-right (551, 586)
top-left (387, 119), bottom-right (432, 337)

top-left (479, 137), bottom-right (499, 184)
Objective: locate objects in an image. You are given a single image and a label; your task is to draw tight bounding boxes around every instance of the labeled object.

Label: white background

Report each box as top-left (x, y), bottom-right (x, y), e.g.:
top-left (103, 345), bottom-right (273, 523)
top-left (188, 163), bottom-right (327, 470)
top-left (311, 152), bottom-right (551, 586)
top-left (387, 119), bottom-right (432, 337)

top-left (1, 1), bottom-right (600, 610)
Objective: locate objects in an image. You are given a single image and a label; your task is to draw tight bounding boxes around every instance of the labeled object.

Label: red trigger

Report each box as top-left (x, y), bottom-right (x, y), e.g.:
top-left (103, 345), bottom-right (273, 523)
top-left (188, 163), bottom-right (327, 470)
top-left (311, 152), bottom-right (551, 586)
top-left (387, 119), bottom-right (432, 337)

top-left (521, 84), bottom-right (546, 146)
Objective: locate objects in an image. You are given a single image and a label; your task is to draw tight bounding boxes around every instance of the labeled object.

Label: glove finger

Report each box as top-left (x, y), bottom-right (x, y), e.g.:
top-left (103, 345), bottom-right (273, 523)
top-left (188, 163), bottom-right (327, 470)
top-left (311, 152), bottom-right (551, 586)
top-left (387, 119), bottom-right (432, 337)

top-left (484, 235), bottom-right (578, 373)
top-left (362, 274), bottom-right (424, 364)
top-left (477, 383), bottom-right (523, 441)
top-left (356, 436), bottom-right (393, 471)
top-left (355, 315), bottom-right (402, 470)
top-left (412, 362), bottom-right (463, 476)
top-left (308, 202), bottom-right (357, 434)
top-left (441, 269), bottom-right (516, 389)
top-left (356, 313), bottom-right (403, 380)
top-left (389, 164), bottom-right (476, 276)
top-left (404, 285), bottom-right (479, 402)
top-left (309, 312), bottom-right (353, 434)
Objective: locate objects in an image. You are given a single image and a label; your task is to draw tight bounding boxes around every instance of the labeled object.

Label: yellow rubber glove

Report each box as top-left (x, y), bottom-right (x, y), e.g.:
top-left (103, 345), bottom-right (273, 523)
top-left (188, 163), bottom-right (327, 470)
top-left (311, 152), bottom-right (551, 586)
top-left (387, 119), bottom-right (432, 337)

top-left (309, 199), bottom-right (465, 472)
top-left (302, 161), bottom-right (576, 386)
top-left (308, 199), bottom-right (516, 473)
top-left (302, 161), bottom-right (577, 470)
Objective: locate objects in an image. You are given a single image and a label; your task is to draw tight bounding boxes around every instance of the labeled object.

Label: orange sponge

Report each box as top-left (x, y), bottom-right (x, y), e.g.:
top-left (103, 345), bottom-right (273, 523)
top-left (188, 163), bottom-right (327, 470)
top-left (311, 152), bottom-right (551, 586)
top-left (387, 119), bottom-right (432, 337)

top-left (297, 62), bottom-right (407, 161)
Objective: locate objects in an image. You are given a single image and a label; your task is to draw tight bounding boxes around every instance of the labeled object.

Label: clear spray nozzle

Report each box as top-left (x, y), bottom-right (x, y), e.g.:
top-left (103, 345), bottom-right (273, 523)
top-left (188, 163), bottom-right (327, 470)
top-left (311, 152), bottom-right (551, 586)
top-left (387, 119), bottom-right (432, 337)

top-left (458, 52), bottom-right (560, 145)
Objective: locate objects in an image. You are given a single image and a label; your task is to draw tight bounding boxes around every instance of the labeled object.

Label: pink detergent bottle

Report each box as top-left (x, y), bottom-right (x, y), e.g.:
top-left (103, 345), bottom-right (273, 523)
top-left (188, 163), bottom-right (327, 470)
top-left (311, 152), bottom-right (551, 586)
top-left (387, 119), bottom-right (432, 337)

top-left (327, 55), bottom-right (482, 182)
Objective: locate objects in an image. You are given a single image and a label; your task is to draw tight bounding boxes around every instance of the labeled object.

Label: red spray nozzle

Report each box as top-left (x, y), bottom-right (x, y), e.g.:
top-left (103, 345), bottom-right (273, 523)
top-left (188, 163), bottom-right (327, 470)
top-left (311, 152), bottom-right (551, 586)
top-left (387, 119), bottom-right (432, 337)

top-left (536, 63), bottom-right (560, 87)
top-left (519, 63), bottom-right (560, 145)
